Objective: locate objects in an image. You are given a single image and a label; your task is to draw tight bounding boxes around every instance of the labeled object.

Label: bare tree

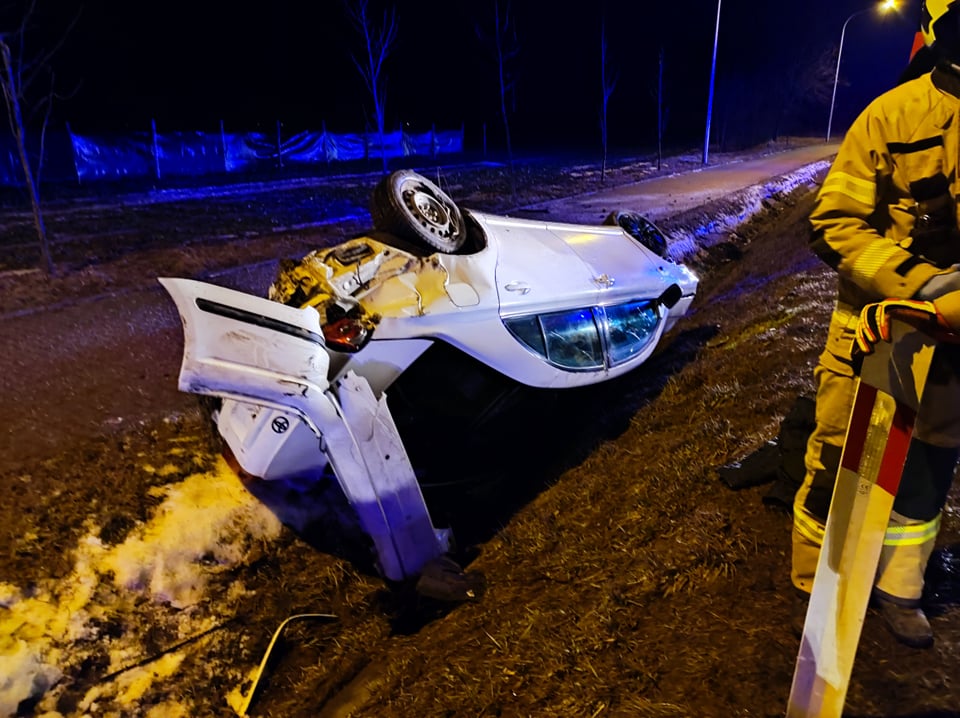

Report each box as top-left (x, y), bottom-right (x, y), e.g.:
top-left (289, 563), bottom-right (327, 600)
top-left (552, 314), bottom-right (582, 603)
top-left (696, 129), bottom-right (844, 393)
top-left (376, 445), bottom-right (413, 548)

top-left (761, 45), bottom-right (837, 142)
top-left (343, 0), bottom-right (397, 174)
top-left (717, 45), bottom-right (836, 149)
top-left (598, 15), bottom-right (617, 183)
top-left (645, 47), bottom-right (669, 170)
top-left (810, 45), bottom-right (846, 105)
top-left (0, 0), bottom-right (75, 275)
top-left (475, 0), bottom-right (519, 191)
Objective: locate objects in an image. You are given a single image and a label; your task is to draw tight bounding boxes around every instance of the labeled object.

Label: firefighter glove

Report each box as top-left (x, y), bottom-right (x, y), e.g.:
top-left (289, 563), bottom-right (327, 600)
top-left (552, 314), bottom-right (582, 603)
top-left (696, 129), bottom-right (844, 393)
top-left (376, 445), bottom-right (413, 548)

top-left (855, 298), bottom-right (939, 355)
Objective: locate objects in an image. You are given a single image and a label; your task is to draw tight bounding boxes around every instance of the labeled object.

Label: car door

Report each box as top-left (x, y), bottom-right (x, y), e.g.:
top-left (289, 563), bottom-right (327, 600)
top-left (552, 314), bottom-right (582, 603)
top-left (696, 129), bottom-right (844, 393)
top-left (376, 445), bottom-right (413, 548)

top-left (489, 216), bottom-right (602, 317)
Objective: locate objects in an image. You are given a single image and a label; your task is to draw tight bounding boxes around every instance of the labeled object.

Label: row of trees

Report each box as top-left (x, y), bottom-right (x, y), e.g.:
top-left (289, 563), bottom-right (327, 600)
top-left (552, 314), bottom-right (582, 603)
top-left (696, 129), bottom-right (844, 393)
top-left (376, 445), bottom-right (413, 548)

top-left (342, 0), bottom-right (845, 182)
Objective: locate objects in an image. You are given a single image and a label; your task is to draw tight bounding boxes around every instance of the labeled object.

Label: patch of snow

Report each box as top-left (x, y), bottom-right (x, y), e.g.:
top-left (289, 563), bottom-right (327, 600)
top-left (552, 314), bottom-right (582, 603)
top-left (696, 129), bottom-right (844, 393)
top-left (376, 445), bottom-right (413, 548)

top-left (0, 458), bottom-right (283, 717)
top-left (666, 160), bottom-right (830, 262)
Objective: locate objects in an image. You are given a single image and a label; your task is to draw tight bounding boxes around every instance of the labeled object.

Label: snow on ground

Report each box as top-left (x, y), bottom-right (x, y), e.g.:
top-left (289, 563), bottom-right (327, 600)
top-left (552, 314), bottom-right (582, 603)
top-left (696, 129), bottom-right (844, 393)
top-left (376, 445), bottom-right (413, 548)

top-left (664, 159), bottom-right (832, 263)
top-left (1, 456), bottom-right (283, 717)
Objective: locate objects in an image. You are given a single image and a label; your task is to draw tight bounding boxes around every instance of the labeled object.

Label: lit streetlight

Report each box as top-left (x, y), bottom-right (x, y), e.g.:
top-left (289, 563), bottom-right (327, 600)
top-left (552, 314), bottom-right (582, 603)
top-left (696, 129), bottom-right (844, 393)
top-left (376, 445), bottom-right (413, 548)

top-left (826, 0), bottom-right (899, 142)
top-left (703, 0), bottom-right (721, 165)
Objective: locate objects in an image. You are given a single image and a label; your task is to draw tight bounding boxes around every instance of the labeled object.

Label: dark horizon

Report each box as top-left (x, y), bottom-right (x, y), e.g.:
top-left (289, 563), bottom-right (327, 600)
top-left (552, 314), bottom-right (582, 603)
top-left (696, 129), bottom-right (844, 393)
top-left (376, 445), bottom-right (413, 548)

top-left (7, 0), bottom-right (921, 151)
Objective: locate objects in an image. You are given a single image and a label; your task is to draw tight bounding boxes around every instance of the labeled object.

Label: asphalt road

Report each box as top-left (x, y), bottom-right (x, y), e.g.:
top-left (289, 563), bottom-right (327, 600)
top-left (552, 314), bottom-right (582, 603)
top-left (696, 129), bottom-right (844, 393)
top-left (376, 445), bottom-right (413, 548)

top-left (0, 143), bottom-right (839, 475)
top-left (517, 142), bottom-right (839, 224)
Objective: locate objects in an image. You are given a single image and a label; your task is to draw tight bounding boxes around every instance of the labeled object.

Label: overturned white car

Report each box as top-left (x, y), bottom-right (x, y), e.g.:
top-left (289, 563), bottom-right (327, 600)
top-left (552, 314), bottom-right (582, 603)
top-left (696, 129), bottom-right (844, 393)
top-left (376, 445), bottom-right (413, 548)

top-left (161, 170), bottom-right (698, 593)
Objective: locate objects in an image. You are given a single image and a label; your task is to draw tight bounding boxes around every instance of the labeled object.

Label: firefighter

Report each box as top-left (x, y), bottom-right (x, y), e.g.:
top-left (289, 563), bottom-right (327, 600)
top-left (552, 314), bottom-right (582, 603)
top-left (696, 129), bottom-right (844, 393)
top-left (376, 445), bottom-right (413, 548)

top-left (792, 0), bottom-right (960, 649)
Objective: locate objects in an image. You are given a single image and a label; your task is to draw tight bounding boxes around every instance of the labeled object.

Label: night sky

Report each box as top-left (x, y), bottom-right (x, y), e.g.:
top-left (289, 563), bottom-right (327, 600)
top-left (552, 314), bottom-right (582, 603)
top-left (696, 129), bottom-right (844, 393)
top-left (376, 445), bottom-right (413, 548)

top-left (12, 0), bottom-right (922, 151)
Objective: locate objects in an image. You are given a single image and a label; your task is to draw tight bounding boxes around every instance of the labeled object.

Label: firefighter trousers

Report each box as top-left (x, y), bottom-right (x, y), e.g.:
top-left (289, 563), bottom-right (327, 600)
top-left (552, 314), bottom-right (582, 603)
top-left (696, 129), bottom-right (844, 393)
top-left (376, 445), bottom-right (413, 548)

top-left (792, 344), bottom-right (960, 602)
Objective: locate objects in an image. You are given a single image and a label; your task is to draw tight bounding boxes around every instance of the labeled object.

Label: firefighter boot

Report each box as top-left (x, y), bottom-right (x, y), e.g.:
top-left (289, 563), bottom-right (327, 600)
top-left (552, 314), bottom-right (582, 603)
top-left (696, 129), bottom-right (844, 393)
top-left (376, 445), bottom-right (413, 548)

top-left (873, 591), bottom-right (933, 649)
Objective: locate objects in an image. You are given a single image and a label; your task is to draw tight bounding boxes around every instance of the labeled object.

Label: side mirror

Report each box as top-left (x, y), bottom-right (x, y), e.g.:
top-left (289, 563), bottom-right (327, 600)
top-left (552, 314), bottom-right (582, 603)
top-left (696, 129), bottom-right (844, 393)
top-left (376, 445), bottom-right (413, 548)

top-left (658, 284), bottom-right (682, 309)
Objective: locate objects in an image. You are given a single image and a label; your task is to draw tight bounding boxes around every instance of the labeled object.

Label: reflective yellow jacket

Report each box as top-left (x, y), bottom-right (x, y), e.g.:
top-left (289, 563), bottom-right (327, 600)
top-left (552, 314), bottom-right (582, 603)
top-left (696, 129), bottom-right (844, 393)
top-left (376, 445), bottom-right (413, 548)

top-left (810, 64), bottom-right (960, 375)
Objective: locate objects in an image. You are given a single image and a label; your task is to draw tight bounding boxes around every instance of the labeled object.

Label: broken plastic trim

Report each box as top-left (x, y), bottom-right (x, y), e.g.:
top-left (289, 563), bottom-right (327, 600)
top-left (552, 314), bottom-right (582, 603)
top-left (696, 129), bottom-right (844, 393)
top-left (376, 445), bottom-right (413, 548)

top-left (195, 297), bottom-right (325, 345)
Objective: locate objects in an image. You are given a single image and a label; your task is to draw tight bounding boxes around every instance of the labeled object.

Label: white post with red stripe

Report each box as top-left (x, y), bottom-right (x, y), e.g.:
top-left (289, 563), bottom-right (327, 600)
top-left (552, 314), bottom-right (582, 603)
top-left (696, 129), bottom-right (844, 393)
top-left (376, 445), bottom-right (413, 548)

top-left (787, 319), bottom-right (937, 717)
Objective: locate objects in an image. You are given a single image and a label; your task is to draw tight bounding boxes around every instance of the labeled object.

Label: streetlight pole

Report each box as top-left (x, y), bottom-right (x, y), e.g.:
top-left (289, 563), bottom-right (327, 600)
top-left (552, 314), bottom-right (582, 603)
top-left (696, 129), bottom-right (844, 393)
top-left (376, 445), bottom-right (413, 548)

top-left (703, 0), bottom-right (721, 165)
top-left (827, 0), bottom-right (899, 143)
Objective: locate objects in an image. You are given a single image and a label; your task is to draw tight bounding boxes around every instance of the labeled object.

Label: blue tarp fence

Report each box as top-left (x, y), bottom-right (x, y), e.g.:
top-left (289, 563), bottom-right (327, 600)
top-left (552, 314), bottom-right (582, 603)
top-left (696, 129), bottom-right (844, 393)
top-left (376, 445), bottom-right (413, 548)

top-left (0, 125), bottom-right (465, 186)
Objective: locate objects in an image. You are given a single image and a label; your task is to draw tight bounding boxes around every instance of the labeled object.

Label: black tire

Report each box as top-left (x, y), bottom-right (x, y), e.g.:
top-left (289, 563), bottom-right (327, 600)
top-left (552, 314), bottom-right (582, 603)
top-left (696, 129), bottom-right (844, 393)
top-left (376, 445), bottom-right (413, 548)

top-left (370, 170), bottom-right (467, 253)
top-left (603, 210), bottom-right (669, 258)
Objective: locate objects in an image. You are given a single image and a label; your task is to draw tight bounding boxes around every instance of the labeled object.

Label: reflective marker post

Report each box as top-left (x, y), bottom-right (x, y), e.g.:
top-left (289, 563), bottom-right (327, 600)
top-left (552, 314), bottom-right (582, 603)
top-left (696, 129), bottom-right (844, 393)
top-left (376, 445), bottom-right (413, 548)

top-left (786, 318), bottom-right (937, 717)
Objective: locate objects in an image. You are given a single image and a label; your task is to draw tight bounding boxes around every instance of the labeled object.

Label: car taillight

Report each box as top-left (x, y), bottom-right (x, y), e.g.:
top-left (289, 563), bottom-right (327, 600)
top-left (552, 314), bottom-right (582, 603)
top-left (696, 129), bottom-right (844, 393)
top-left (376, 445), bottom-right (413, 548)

top-left (322, 317), bottom-right (372, 352)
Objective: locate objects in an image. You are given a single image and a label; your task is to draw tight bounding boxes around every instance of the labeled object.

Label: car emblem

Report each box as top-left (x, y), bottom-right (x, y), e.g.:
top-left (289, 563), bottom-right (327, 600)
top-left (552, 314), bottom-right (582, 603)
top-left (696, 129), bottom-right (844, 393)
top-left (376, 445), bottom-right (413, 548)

top-left (594, 274), bottom-right (615, 288)
top-left (503, 281), bottom-right (531, 295)
top-left (271, 416), bottom-right (290, 434)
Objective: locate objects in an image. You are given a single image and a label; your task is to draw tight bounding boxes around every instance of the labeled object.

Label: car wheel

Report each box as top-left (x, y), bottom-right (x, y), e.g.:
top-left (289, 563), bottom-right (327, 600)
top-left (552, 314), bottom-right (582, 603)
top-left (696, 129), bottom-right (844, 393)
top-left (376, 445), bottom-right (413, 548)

top-left (370, 170), bottom-right (467, 253)
top-left (604, 210), bottom-right (669, 258)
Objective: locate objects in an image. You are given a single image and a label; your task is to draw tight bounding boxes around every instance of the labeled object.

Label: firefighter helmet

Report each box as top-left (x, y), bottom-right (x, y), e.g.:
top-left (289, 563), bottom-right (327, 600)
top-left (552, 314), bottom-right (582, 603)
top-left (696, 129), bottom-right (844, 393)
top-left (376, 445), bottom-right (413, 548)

top-left (922, 0), bottom-right (960, 60)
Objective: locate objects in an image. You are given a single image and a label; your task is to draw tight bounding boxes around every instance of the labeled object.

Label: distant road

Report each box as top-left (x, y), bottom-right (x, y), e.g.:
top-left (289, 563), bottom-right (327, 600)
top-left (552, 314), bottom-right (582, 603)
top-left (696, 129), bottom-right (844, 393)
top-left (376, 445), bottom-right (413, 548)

top-left (516, 142), bottom-right (840, 224)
